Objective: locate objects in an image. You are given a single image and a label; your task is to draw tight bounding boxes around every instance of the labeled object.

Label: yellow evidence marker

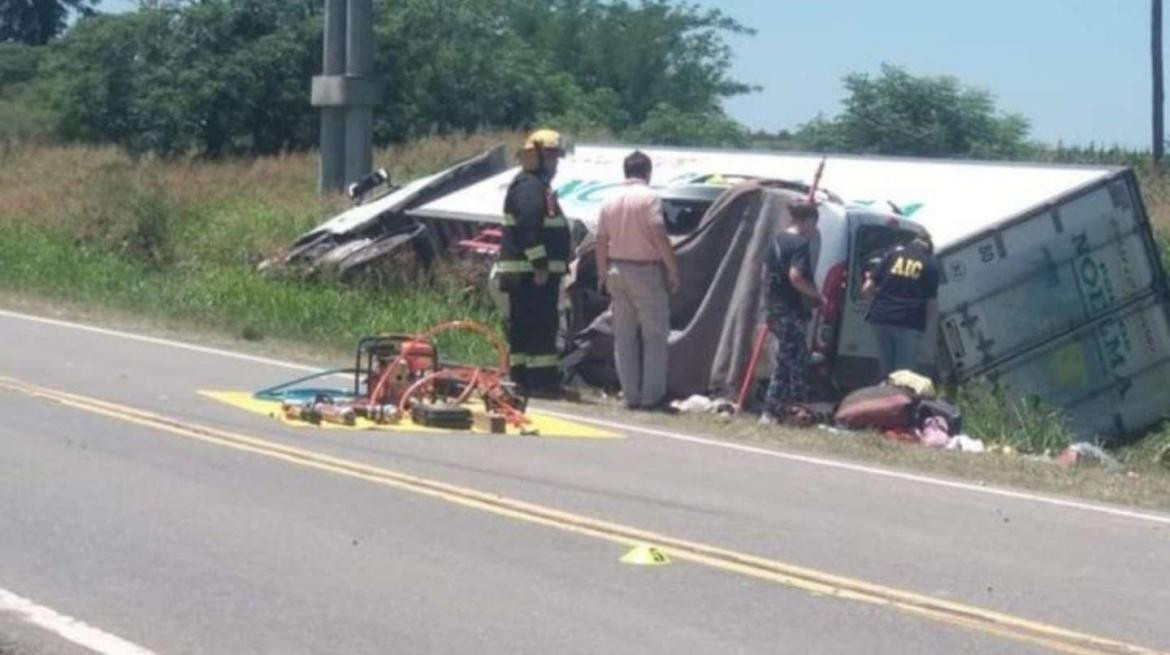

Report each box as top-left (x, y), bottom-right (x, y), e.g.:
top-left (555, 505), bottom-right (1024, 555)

top-left (199, 391), bottom-right (619, 440)
top-left (620, 544), bottom-right (671, 566)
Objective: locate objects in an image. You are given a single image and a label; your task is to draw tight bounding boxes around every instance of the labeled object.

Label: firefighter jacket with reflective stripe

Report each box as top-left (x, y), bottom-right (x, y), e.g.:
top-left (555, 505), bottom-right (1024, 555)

top-left (499, 171), bottom-right (571, 277)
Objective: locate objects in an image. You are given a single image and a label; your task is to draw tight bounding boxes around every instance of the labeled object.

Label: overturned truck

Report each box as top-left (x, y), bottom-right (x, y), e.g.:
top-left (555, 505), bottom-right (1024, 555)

top-left (283, 144), bottom-right (1170, 443)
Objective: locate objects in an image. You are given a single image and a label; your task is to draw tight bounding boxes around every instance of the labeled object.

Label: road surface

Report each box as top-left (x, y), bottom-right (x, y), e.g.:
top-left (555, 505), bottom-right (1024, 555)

top-left (0, 308), bottom-right (1167, 654)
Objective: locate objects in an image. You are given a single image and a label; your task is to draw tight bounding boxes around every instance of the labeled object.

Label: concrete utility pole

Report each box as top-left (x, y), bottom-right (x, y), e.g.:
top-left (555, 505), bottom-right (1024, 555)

top-left (1155, 0), bottom-right (1165, 172)
top-left (312, 0), bottom-right (380, 193)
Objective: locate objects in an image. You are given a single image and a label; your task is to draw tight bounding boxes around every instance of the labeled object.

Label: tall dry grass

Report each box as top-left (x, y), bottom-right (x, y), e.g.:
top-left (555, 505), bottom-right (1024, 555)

top-left (1138, 172), bottom-right (1170, 235)
top-left (0, 132), bottom-right (526, 361)
top-left (0, 131), bottom-right (524, 259)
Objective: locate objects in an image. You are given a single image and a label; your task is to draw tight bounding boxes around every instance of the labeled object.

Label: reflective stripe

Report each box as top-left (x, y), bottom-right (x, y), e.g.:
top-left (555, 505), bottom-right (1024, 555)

top-left (545, 216), bottom-right (569, 228)
top-left (525, 245), bottom-right (548, 261)
top-left (510, 353), bottom-right (529, 366)
top-left (496, 260), bottom-right (534, 273)
top-left (528, 354), bottom-right (559, 368)
top-left (501, 214), bottom-right (517, 226)
top-left (496, 259), bottom-right (567, 274)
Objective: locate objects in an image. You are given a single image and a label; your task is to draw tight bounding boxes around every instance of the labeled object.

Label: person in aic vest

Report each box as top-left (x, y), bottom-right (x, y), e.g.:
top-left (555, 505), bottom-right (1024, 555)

top-left (496, 129), bottom-right (573, 398)
top-left (861, 234), bottom-right (940, 379)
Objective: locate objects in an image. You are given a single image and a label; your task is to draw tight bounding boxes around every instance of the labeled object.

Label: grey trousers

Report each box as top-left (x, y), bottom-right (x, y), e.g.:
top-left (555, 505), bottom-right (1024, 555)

top-left (607, 260), bottom-right (670, 408)
top-left (873, 323), bottom-right (923, 378)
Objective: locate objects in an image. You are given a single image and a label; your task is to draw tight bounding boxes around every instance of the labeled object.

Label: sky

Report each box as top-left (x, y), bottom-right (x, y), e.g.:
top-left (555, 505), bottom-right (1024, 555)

top-left (99, 0), bottom-right (1161, 149)
top-left (699, 0), bottom-right (1158, 148)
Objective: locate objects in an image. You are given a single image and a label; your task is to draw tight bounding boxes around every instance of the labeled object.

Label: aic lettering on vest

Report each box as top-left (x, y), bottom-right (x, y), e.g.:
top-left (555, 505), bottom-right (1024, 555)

top-left (889, 256), bottom-right (924, 279)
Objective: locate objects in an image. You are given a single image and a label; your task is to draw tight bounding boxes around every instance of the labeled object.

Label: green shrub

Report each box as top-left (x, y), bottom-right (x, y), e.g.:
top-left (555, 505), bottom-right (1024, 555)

top-left (958, 381), bottom-right (1076, 454)
top-left (64, 164), bottom-right (179, 268)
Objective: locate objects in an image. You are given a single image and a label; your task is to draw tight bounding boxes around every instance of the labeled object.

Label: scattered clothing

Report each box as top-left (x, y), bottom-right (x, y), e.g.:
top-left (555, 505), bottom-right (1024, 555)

top-left (888, 369), bottom-right (936, 398)
top-left (915, 398), bottom-right (963, 435)
top-left (672, 394), bottom-right (736, 415)
top-left (917, 416), bottom-right (951, 448)
top-left (945, 434), bottom-right (985, 453)
top-left (1057, 442), bottom-right (1123, 472)
top-left (833, 384), bottom-right (916, 431)
top-left (882, 428), bottom-right (919, 443)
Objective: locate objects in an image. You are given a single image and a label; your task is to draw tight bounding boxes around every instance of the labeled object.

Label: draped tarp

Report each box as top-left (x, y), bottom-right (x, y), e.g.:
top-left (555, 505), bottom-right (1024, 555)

top-left (564, 182), bottom-right (806, 400)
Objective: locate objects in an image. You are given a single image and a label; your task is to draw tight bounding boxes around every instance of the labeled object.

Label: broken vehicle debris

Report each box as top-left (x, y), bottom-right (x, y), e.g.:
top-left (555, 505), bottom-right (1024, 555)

top-left (261, 145), bottom-right (509, 278)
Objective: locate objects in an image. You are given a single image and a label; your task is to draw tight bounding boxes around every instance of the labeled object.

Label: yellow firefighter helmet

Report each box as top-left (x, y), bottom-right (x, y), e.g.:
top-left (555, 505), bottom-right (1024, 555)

top-left (522, 128), bottom-right (565, 154)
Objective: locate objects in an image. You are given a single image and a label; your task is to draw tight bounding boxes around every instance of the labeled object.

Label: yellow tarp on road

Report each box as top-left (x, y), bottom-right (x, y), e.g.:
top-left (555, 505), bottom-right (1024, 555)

top-left (200, 391), bottom-right (619, 440)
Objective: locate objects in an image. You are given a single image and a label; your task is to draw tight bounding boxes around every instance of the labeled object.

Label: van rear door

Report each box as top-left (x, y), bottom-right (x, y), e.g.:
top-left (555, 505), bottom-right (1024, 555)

top-left (830, 212), bottom-right (927, 390)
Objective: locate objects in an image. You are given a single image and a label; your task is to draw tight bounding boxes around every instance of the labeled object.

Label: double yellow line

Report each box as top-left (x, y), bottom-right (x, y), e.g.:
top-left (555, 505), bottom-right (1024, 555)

top-left (0, 375), bottom-right (1160, 655)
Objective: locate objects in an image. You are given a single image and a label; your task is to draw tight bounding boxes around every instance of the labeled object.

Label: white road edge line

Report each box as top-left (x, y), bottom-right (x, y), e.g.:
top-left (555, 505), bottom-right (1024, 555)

top-left (3, 306), bottom-right (1169, 528)
top-left (0, 587), bottom-right (156, 655)
top-left (534, 408), bottom-right (1170, 527)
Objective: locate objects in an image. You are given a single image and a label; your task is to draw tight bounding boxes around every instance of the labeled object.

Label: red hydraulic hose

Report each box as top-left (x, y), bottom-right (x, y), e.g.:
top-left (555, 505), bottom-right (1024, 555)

top-left (736, 324), bottom-right (770, 411)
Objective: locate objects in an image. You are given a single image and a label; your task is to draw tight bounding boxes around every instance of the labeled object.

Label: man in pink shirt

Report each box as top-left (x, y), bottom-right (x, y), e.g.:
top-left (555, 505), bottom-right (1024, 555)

top-left (595, 151), bottom-right (680, 411)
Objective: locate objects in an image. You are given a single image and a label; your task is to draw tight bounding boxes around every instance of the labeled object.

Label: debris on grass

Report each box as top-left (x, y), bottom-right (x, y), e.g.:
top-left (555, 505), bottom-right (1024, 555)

top-left (1056, 443), bottom-right (1123, 473)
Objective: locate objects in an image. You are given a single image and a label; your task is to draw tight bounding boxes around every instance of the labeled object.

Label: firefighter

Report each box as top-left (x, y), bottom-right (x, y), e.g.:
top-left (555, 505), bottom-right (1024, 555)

top-left (496, 129), bottom-right (573, 399)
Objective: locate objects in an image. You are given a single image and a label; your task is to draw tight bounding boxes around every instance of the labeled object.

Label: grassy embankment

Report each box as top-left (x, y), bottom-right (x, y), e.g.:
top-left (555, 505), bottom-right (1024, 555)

top-left (1, 135), bottom-right (1168, 506)
top-left (0, 133), bottom-right (523, 364)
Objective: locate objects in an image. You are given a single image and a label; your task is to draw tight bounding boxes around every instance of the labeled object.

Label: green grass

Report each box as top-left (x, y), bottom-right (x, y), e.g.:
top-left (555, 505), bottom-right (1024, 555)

top-left (0, 140), bottom-right (516, 366)
top-left (0, 226), bottom-right (501, 366)
top-left (956, 381), bottom-right (1077, 455)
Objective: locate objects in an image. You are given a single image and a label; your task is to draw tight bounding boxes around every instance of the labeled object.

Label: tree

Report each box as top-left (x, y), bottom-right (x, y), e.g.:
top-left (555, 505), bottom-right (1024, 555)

top-left (508, 0), bottom-right (756, 131)
top-left (623, 102), bottom-right (747, 147)
top-left (372, 0), bottom-right (754, 144)
top-left (51, 0), bottom-right (320, 156)
top-left (0, 43), bottom-right (55, 142)
top-left (43, 0), bottom-right (755, 154)
top-left (0, 0), bottom-right (100, 45)
top-left (794, 64), bottom-right (1032, 159)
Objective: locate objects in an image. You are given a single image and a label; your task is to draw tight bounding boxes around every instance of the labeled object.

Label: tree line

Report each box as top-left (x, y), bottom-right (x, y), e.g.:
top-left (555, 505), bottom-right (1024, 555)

top-left (1, 0), bottom-right (1036, 159)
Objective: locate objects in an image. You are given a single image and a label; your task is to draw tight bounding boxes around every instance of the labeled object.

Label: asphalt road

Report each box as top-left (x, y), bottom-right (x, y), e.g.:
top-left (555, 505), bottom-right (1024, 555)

top-left (0, 308), bottom-right (1167, 655)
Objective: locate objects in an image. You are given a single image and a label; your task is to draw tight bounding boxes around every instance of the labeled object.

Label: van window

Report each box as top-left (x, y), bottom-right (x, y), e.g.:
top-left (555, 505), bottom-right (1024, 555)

top-left (660, 184), bottom-right (726, 235)
top-left (663, 198), bottom-right (710, 235)
top-left (850, 225), bottom-right (918, 299)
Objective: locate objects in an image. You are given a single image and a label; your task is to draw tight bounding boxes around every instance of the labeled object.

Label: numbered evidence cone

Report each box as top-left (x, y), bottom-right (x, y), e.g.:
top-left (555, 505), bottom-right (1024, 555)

top-left (620, 544), bottom-right (670, 566)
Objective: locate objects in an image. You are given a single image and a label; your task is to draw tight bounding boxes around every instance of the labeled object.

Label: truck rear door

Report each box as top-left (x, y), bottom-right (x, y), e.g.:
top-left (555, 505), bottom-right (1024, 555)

top-left (936, 170), bottom-right (1170, 441)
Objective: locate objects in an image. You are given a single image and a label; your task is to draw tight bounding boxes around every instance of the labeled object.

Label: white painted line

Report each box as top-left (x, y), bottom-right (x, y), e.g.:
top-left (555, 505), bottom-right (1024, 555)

top-left (0, 309), bottom-right (320, 374)
top-left (3, 306), bottom-right (1170, 528)
top-left (0, 587), bottom-right (156, 655)
top-left (535, 408), bottom-right (1170, 527)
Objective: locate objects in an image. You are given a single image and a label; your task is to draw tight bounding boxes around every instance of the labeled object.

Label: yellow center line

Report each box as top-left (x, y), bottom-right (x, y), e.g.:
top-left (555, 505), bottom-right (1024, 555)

top-left (0, 376), bottom-right (1160, 655)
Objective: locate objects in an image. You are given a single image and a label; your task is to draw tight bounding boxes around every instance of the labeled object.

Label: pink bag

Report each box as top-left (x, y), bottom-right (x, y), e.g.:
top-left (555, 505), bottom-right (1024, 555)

top-left (917, 416), bottom-right (950, 448)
